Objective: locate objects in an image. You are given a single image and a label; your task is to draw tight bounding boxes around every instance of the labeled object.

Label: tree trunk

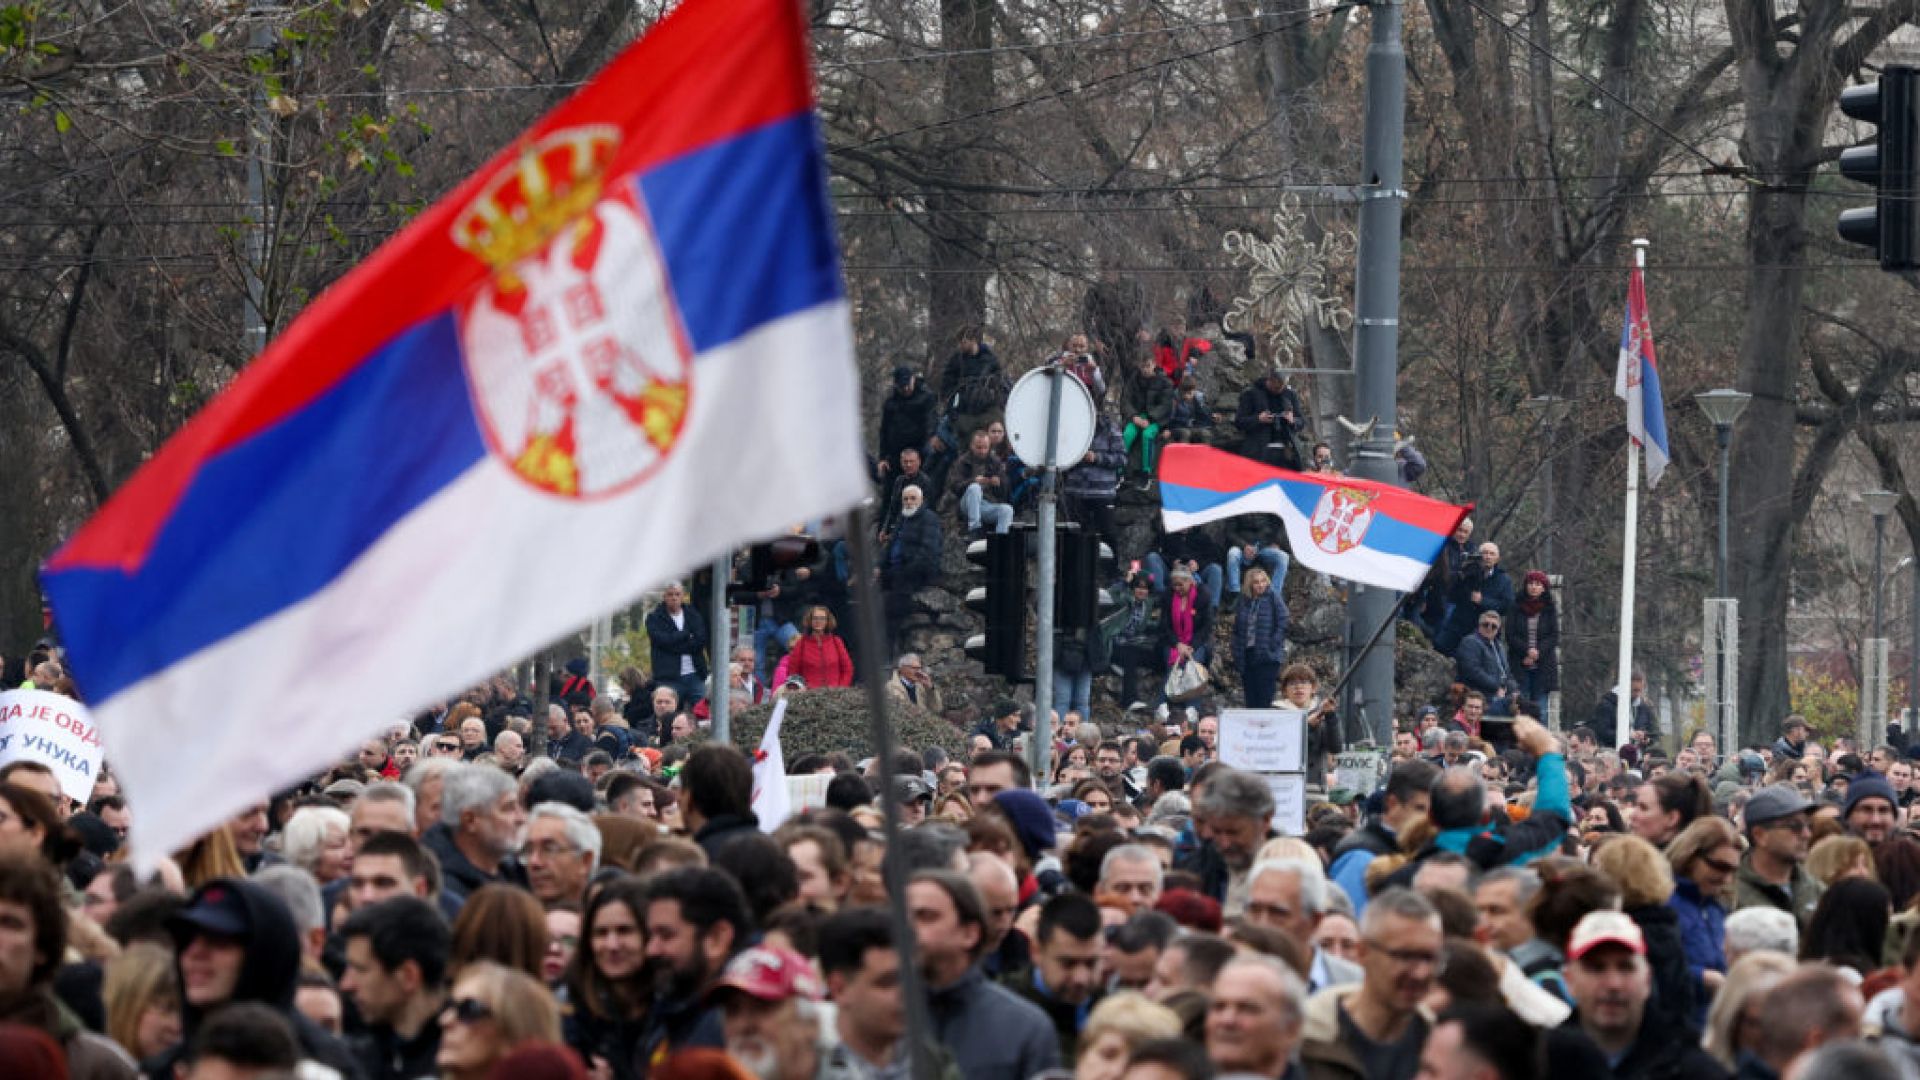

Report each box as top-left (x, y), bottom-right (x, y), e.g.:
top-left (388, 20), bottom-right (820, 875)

top-left (925, 0), bottom-right (995, 356)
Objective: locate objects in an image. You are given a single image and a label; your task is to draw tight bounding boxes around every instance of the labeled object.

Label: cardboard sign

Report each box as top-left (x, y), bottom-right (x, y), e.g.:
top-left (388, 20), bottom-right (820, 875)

top-left (1332, 750), bottom-right (1388, 795)
top-left (787, 773), bottom-right (832, 813)
top-left (0, 690), bottom-right (104, 804)
top-left (1218, 709), bottom-right (1306, 773)
top-left (1265, 773), bottom-right (1307, 837)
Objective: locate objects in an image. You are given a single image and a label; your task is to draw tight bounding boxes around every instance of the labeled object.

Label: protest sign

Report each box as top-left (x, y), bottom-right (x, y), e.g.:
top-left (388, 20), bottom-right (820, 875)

top-left (1218, 709), bottom-right (1306, 773)
top-left (0, 689), bottom-right (104, 804)
top-left (1332, 750), bottom-right (1388, 795)
top-left (1264, 774), bottom-right (1306, 836)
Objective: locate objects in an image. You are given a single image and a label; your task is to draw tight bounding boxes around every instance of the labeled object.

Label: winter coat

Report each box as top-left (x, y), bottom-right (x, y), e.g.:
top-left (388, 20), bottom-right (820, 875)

top-left (645, 602), bottom-right (709, 684)
top-left (1061, 418), bottom-right (1125, 500)
top-left (692, 813), bottom-right (761, 861)
top-left (1506, 599), bottom-right (1561, 693)
top-left (948, 451), bottom-right (1008, 503)
top-left (1733, 851), bottom-right (1824, 929)
top-left (1380, 753), bottom-right (1572, 890)
top-left (883, 510), bottom-right (943, 588)
top-left (1124, 369), bottom-right (1176, 426)
top-left (1158, 585), bottom-right (1215, 655)
top-left (142, 879), bottom-right (364, 1080)
top-left (1558, 1003), bottom-right (1728, 1080)
top-left (0, 988), bottom-right (136, 1080)
top-left (1233, 587), bottom-right (1290, 668)
top-left (783, 633), bottom-right (853, 688)
top-left (1299, 985), bottom-right (1431, 1080)
top-left (878, 383), bottom-right (938, 461)
top-left (924, 967), bottom-right (1061, 1080)
top-left (1670, 878), bottom-right (1727, 1019)
top-left (877, 467), bottom-right (939, 533)
top-left (1234, 382), bottom-right (1305, 462)
top-left (938, 344), bottom-right (1007, 417)
top-left (1589, 690), bottom-right (1658, 748)
top-left (1454, 631), bottom-right (1515, 697)
top-left (1628, 902), bottom-right (1698, 1024)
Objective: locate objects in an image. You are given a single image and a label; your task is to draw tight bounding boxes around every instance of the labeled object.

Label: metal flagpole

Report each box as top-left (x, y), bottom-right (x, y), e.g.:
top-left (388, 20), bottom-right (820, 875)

top-left (1615, 238), bottom-right (1648, 751)
top-left (845, 506), bottom-right (938, 1080)
top-left (1031, 364), bottom-right (1065, 787)
top-left (710, 554), bottom-right (732, 743)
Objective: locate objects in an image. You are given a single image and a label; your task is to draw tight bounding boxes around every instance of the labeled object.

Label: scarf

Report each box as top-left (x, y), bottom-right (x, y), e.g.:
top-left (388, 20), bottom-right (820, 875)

top-left (1516, 571), bottom-right (1551, 616)
top-left (1169, 590), bottom-right (1196, 666)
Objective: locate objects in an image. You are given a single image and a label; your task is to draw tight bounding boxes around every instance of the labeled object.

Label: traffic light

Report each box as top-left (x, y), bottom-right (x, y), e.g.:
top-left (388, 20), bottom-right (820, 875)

top-left (965, 534), bottom-right (1027, 680)
top-left (1837, 66), bottom-right (1919, 271)
top-left (1055, 533), bottom-right (1117, 632)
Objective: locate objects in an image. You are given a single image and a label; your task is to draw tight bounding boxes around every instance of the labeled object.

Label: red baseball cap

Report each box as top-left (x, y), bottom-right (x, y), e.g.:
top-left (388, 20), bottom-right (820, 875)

top-left (706, 946), bottom-right (824, 1004)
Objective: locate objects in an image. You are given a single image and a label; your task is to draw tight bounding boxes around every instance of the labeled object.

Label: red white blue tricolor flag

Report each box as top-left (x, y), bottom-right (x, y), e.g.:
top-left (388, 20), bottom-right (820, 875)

top-left (1613, 265), bottom-right (1670, 488)
top-left (40, 0), bottom-right (865, 864)
top-left (1158, 445), bottom-right (1470, 594)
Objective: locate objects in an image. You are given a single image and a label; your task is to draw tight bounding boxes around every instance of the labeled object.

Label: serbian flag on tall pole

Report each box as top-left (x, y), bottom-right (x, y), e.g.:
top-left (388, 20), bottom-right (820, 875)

top-left (39, 0), bottom-right (865, 867)
top-left (1613, 261), bottom-right (1670, 488)
top-left (1158, 445), bottom-right (1470, 594)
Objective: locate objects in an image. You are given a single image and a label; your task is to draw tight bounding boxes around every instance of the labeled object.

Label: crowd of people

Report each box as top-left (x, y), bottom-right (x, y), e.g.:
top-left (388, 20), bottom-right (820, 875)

top-left (11, 617), bottom-right (1920, 1080)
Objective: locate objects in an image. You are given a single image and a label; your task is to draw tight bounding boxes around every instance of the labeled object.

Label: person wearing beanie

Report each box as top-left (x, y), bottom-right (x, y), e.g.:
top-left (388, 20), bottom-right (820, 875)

top-left (991, 789), bottom-right (1058, 862)
top-left (1844, 771), bottom-right (1900, 844)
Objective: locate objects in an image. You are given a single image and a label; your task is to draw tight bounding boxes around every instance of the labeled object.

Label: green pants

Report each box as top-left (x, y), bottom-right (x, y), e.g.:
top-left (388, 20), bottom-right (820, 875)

top-left (1123, 421), bottom-right (1161, 472)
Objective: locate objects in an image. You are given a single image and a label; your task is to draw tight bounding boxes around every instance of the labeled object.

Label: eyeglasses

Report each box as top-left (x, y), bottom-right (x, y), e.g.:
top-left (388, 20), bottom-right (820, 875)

top-left (1478, 620), bottom-right (1500, 628)
top-left (523, 840), bottom-right (580, 859)
top-left (443, 998), bottom-right (493, 1024)
top-left (1367, 941), bottom-right (1444, 970)
top-left (1699, 855), bottom-right (1739, 875)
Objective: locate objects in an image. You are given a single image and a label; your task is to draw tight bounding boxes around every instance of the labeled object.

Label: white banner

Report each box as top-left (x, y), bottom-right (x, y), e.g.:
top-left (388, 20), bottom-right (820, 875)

top-left (0, 690), bottom-right (104, 804)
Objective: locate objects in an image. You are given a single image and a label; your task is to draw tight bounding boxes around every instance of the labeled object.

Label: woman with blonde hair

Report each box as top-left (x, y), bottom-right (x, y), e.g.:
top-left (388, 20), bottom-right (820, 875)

top-left (1703, 950), bottom-right (1796, 1068)
top-left (1807, 834), bottom-right (1877, 887)
top-left (104, 941), bottom-right (181, 1061)
top-left (1592, 835), bottom-right (1694, 1020)
top-left (1234, 567), bottom-right (1288, 709)
top-left (435, 960), bottom-right (563, 1080)
top-left (1074, 992), bottom-right (1184, 1080)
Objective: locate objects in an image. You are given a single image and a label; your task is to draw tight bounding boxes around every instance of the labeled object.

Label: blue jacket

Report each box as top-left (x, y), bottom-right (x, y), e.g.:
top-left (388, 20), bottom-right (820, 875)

top-left (1234, 588), bottom-right (1289, 666)
top-left (884, 510), bottom-right (944, 587)
top-left (1670, 878), bottom-right (1727, 1020)
top-left (1454, 631), bottom-right (1513, 696)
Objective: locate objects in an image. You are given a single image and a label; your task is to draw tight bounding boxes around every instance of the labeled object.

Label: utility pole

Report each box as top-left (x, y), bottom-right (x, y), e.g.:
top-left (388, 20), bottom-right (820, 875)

top-left (1348, 0), bottom-right (1408, 746)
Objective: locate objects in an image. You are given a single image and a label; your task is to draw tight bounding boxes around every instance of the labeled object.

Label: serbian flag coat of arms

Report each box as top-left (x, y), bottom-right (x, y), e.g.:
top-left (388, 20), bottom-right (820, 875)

top-left (40, 0), bottom-right (865, 864)
top-left (1158, 445), bottom-right (1469, 594)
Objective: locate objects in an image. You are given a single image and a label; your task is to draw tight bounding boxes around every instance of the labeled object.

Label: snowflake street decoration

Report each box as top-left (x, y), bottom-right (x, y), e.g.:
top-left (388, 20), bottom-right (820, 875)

top-left (1221, 195), bottom-right (1355, 366)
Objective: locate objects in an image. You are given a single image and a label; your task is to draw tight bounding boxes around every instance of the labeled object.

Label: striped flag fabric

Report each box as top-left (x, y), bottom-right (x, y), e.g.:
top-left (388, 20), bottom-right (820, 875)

top-left (40, 0), bottom-right (864, 865)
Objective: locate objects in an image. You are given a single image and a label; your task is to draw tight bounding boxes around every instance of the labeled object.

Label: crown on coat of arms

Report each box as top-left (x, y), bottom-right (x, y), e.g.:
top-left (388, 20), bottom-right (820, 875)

top-left (451, 126), bottom-right (620, 276)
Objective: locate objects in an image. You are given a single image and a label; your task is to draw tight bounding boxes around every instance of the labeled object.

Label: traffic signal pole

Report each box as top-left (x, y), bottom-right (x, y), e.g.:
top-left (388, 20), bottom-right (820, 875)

top-left (1348, 0), bottom-right (1409, 746)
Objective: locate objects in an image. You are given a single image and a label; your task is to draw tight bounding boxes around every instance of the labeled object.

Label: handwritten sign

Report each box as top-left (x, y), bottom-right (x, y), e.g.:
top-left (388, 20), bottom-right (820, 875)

top-left (1332, 750), bottom-right (1388, 795)
top-left (0, 690), bottom-right (104, 804)
top-left (787, 773), bottom-right (832, 813)
top-left (1265, 773), bottom-right (1307, 837)
top-left (1218, 709), bottom-right (1306, 774)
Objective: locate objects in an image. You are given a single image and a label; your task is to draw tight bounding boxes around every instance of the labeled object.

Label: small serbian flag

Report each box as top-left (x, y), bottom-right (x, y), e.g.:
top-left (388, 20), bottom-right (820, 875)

top-left (40, 0), bottom-right (864, 866)
top-left (1614, 264), bottom-right (1670, 488)
top-left (1158, 445), bottom-right (1469, 594)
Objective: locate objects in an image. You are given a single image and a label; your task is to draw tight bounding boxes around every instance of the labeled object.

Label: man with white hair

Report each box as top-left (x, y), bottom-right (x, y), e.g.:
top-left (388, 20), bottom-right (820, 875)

top-left (349, 782), bottom-right (416, 845)
top-left (1207, 954), bottom-right (1308, 1078)
top-left (1724, 906), bottom-right (1798, 968)
top-left (524, 802), bottom-right (601, 908)
top-left (1098, 844), bottom-right (1164, 911)
top-left (1245, 858), bottom-right (1361, 992)
top-left (420, 762), bottom-right (527, 900)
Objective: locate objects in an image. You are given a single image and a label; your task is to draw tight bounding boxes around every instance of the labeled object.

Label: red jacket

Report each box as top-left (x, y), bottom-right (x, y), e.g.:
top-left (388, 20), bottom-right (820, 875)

top-left (782, 633), bottom-right (854, 688)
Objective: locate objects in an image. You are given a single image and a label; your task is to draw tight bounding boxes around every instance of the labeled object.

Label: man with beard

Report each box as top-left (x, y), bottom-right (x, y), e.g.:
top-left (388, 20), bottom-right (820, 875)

top-left (711, 945), bottom-right (828, 1080)
top-left (638, 866), bottom-right (752, 1072)
top-left (908, 868), bottom-right (1059, 1079)
top-left (1176, 765), bottom-right (1275, 916)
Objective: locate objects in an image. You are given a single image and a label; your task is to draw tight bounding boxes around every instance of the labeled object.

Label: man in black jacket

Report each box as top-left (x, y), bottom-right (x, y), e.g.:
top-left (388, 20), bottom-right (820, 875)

top-left (339, 897), bottom-right (447, 1080)
top-left (646, 582), bottom-right (709, 707)
top-left (1233, 370), bottom-right (1305, 469)
top-left (877, 365), bottom-right (937, 475)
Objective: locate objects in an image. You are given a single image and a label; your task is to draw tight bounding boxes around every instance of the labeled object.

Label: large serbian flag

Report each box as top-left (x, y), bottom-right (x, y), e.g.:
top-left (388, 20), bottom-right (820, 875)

top-left (1613, 263), bottom-right (1670, 488)
top-left (40, 0), bottom-right (864, 865)
top-left (1159, 445), bottom-right (1469, 594)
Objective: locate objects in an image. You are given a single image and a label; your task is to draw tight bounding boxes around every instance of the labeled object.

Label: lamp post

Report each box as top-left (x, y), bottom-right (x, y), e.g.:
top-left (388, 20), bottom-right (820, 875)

top-left (1695, 389), bottom-right (1749, 750)
top-left (1864, 489), bottom-right (1900, 748)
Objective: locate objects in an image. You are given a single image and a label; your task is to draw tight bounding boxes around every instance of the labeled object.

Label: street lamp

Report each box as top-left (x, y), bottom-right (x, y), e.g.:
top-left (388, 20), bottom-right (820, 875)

top-left (1864, 489), bottom-right (1900, 748)
top-left (1695, 389), bottom-right (1751, 598)
top-left (1695, 389), bottom-right (1749, 751)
